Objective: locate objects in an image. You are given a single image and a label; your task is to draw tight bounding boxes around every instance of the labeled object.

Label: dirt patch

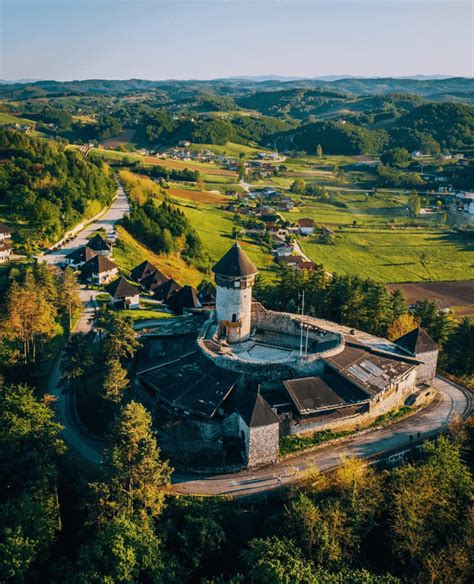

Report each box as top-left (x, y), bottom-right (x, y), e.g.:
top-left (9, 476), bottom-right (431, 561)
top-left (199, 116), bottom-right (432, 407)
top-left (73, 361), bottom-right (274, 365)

top-left (168, 187), bottom-right (225, 204)
top-left (144, 156), bottom-right (236, 177)
top-left (387, 280), bottom-right (474, 316)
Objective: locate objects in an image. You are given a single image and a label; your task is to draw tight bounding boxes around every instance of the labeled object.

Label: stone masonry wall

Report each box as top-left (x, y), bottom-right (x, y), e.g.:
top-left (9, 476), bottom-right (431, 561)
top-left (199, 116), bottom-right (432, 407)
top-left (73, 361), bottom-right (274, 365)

top-left (415, 350), bottom-right (439, 384)
top-left (247, 423), bottom-right (280, 467)
top-left (216, 285), bottom-right (253, 342)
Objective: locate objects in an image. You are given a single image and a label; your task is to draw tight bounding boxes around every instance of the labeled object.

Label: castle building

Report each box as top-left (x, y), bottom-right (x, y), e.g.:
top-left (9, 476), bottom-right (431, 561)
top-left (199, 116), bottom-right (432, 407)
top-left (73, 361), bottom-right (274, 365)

top-left (137, 243), bottom-right (439, 472)
top-left (212, 242), bottom-right (258, 343)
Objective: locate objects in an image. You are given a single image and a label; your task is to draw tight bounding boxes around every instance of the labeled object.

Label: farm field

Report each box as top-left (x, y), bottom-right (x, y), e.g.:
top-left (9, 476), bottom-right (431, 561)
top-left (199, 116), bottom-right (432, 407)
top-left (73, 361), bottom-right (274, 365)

top-left (386, 280), bottom-right (474, 317)
top-left (168, 186), bottom-right (226, 204)
top-left (0, 112), bottom-right (36, 127)
top-left (299, 229), bottom-right (474, 283)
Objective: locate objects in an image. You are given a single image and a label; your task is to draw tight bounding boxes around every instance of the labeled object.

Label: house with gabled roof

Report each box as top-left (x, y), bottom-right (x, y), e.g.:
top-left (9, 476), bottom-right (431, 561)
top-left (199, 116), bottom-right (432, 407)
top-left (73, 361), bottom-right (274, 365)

top-left (65, 246), bottom-right (97, 268)
top-left (130, 260), bottom-right (159, 283)
top-left (105, 276), bottom-right (140, 309)
top-left (87, 233), bottom-right (113, 256)
top-left (153, 279), bottom-right (182, 303)
top-left (140, 269), bottom-right (169, 293)
top-left (0, 222), bottom-right (12, 243)
top-left (80, 254), bottom-right (118, 284)
top-left (166, 285), bottom-right (201, 314)
top-left (0, 242), bottom-right (12, 264)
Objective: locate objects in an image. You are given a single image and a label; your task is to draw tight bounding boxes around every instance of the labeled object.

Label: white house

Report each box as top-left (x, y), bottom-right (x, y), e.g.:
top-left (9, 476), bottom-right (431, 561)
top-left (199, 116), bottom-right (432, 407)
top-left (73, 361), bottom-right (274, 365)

top-left (297, 218), bottom-right (315, 235)
top-left (80, 254), bottom-right (118, 284)
top-left (0, 242), bottom-right (12, 263)
top-left (105, 277), bottom-right (140, 309)
top-left (0, 222), bottom-right (12, 243)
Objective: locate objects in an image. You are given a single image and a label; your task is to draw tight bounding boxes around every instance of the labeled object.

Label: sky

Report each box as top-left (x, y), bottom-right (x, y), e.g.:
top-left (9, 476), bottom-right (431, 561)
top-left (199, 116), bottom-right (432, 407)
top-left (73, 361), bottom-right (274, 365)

top-left (1, 0), bottom-right (473, 81)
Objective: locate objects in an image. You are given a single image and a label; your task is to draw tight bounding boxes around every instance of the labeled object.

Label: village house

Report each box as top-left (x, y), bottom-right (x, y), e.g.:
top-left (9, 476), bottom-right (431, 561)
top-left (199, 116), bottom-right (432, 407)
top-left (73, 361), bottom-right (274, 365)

top-left (0, 242), bottom-right (12, 264)
top-left (298, 218), bottom-right (316, 235)
top-left (153, 279), bottom-right (182, 303)
top-left (166, 285), bottom-right (202, 314)
top-left (105, 276), bottom-right (140, 309)
top-left (80, 254), bottom-right (118, 284)
top-left (130, 260), bottom-right (160, 283)
top-left (65, 246), bottom-right (97, 268)
top-left (87, 233), bottom-right (114, 257)
top-left (140, 269), bottom-right (169, 293)
top-left (0, 222), bottom-right (12, 243)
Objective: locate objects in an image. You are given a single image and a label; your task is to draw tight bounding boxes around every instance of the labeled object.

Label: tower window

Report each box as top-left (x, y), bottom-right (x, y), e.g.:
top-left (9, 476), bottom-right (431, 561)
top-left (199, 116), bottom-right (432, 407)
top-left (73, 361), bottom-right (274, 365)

top-left (232, 313), bottom-right (237, 322)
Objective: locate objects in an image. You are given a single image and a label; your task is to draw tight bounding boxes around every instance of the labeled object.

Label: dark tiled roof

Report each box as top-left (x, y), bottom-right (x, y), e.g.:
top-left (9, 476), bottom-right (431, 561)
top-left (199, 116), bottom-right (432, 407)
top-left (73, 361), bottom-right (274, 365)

top-left (105, 276), bottom-right (140, 299)
top-left (140, 269), bottom-right (169, 292)
top-left (153, 279), bottom-right (182, 302)
top-left (130, 260), bottom-right (159, 282)
top-left (87, 233), bottom-right (113, 252)
top-left (166, 285), bottom-right (201, 313)
top-left (0, 222), bottom-right (12, 235)
top-left (140, 352), bottom-right (239, 418)
top-left (198, 282), bottom-right (216, 305)
top-left (212, 242), bottom-right (258, 278)
top-left (395, 327), bottom-right (438, 355)
top-left (66, 246), bottom-right (97, 264)
top-left (323, 345), bottom-right (416, 398)
top-left (227, 390), bottom-right (280, 427)
top-left (284, 374), bottom-right (368, 415)
top-left (80, 254), bottom-right (117, 277)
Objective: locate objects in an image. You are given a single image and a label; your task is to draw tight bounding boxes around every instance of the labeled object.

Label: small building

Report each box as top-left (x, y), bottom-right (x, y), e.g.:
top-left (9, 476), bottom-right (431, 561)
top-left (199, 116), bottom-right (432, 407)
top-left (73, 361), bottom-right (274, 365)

top-left (166, 285), bottom-right (202, 314)
top-left (87, 233), bottom-right (113, 257)
top-left (80, 254), bottom-right (118, 284)
top-left (0, 222), bottom-right (12, 243)
top-left (105, 277), bottom-right (140, 309)
top-left (298, 218), bottom-right (315, 235)
top-left (0, 242), bottom-right (12, 263)
top-left (153, 279), bottom-right (182, 303)
top-left (140, 269), bottom-right (169, 293)
top-left (198, 282), bottom-right (217, 306)
top-left (130, 260), bottom-right (159, 283)
top-left (65, 246), bottom-right (97, 268)
top-left (395, 327), bottom-right (438, 384)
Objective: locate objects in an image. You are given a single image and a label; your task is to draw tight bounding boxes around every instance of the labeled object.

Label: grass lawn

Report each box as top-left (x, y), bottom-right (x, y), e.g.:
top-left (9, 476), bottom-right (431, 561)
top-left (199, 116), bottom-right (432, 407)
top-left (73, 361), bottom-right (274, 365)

top-left (300, 229), bottom-right (474, 283)
top-left (180, 203), bottom-right (277, 280)
top-left (125, 308), bottom-right (174, 322)
top-left (114, 225), bottom-right (203, 287)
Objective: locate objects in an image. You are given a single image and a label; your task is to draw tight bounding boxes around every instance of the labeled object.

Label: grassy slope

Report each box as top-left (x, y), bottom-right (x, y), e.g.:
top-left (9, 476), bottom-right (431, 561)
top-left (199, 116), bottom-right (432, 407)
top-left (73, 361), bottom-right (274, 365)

top-left (0, 112), bottom-right (36, 127)
top-left (114, 225), bottom-right (203, 287)
top-left (179, 203), bottom-right (276, 280)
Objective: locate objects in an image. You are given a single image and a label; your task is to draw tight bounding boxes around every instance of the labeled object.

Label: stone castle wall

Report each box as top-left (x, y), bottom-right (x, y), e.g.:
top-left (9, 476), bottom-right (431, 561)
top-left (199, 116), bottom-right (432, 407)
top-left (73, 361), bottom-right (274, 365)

top-left (415, 350), bottom-right (439, 384)
top-left (248, 423), bottom-right (280, 468)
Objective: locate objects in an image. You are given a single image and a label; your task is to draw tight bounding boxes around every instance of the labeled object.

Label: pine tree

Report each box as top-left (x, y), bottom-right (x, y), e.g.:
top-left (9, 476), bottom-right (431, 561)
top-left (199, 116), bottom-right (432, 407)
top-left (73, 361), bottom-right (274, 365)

top-left (103, 358), bottom-right (129, 403)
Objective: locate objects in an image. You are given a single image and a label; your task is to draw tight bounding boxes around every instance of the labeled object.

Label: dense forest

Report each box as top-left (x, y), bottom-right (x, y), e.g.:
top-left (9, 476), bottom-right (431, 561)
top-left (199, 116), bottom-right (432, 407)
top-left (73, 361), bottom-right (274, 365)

top-left (0, 129), bottom-right (115, 247)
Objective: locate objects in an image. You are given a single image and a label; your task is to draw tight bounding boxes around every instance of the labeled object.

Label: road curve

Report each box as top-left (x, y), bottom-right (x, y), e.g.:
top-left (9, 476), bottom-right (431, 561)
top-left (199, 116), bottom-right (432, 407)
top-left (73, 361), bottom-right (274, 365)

top-left (172, 377), bottom-right (471, 498)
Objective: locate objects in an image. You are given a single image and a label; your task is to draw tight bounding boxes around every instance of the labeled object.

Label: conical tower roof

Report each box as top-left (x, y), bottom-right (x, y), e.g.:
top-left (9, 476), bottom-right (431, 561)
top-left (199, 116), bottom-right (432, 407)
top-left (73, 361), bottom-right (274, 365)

top-left (212, 242), bottom-right (258, 278)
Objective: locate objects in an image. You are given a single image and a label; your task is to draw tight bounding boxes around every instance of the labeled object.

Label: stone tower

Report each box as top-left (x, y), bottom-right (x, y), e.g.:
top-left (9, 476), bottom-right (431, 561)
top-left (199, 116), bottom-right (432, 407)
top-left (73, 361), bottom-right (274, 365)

top-left (212, 242), bottom-right (258, 343)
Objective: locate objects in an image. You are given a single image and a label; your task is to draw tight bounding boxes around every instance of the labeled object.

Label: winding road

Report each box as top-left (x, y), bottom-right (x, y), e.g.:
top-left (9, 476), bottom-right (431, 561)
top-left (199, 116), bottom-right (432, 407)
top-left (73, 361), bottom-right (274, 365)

top-left (42, 183), bottom-right (472, 498)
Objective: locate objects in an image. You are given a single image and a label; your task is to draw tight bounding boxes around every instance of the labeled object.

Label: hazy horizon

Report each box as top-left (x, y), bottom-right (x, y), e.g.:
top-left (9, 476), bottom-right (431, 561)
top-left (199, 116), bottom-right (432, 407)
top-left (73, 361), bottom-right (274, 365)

top-left (1, 0), bottom-right (473, 81)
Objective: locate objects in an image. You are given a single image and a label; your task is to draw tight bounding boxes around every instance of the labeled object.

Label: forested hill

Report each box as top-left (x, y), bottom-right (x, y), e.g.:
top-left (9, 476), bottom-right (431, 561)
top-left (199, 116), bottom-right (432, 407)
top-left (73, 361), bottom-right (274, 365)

top-left (0, 129), bottom-right (115, 248)
top-left (0, 76), bottom-right (473, 100)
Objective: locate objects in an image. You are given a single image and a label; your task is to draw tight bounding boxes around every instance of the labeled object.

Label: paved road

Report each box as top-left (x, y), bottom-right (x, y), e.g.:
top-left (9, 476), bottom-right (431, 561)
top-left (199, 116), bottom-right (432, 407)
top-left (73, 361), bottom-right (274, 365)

top-left (42, 183), bottom-right (129, 267)
top-left (44, 183), bottom-right (129, 464)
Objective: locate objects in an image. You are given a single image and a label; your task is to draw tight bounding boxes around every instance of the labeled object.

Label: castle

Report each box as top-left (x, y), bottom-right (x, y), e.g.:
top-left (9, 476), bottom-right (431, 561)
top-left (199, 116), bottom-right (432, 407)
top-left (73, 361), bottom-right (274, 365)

top-left (138, 243), bottom-right (439, 471)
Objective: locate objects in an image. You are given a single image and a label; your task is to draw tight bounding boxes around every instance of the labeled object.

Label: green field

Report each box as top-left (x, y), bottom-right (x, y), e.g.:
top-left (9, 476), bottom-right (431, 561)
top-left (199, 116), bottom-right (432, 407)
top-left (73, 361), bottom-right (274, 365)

top-left (299, 229), bottom-right (474, 282)
top-left (179, 203), bottom-right (276, 280)
top-left (0, 112), bottom-right (36, 127)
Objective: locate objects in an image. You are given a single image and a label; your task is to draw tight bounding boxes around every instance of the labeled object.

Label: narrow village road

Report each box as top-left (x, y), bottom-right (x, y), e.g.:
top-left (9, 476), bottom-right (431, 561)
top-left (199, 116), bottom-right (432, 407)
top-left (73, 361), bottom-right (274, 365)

top-left (44, 183), bottom-right (130, 464)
